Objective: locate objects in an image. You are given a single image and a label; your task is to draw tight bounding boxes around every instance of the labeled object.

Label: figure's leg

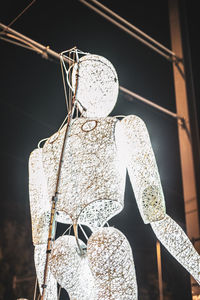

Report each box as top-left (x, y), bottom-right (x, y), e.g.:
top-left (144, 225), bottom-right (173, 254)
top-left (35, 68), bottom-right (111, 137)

top-left (34, 244), bottom-right (57, 300)
top-left (49, 235), bottom-right (96, 300)
top-left (151, 214), bottom-right (200, 284)
top-left (87, 227), bottom-right (138, 300)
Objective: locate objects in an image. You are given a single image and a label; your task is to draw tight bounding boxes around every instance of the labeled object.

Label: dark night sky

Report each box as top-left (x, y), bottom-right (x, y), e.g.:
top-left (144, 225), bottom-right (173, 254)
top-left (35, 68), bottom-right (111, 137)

top-left (0, 1), bottom-right (199, 299)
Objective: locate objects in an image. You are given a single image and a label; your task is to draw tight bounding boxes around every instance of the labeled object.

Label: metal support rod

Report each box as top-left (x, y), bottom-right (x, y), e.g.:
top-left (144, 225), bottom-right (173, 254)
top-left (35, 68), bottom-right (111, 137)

top-left (169, 0), bottom-right (200, 297)
top-left (41, 107), bottom-right (75, 300)
top-left (156, 241), bottom-right (163, 300)
top-left (0, 23), bottom-right (72, 65)
top-left (41, 64), bottom-right (79, 299)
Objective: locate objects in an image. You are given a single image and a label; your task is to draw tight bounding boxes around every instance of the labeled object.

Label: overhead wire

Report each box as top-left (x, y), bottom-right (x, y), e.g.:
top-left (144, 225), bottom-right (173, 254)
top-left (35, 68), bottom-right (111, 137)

top-left (0, 21), bottom-right (181, 120)
top-left (0, 0), bottom-right (37, 35)
top-left (120, 86), bottom-right (180, 120)
top-left (79, 0), bottom-right (175, 61)
top-left (87, 0), bottom-right (176, 58)
top-left (0, 35), bottom-right (38, 53)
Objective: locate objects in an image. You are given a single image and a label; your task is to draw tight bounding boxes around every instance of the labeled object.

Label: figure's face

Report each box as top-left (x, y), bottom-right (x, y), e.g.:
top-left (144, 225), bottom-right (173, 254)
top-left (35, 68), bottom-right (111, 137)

top-left (72, 54), bottom-right (119, 117)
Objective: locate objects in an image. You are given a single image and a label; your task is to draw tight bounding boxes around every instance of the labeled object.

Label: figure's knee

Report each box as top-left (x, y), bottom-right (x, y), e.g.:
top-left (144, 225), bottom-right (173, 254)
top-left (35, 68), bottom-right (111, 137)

top-left (87, 227), bottom-right (137, 299)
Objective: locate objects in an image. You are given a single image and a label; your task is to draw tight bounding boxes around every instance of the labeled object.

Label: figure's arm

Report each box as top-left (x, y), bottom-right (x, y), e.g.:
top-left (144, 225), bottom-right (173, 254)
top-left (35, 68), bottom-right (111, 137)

top-left (115, 115), bottom-right (200, 284)
top-left (115, 115), bottom-right (166, 224)
top-left (151, 215), bottom-right (200, 284)
top-left (29, 149), bottom-right (57, 299)
top-left (29, 149), bottom-right (51, 245)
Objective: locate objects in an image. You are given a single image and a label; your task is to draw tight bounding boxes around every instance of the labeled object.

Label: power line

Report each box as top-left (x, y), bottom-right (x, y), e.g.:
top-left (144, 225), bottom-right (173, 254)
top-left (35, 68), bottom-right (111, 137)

top-left (0, 0), bottom-right (37, 35)
top-left (79, 0), bottom-right (178, 62)
top-left (120, 86), bottom-right (180, 120)
top-left (87, 0), bottom-right (176, 57)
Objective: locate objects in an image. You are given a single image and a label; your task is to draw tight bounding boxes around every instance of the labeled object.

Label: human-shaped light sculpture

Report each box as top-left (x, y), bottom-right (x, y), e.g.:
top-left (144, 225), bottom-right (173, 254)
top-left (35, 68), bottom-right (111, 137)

top-left (29, 54), bottom-right (200, 299)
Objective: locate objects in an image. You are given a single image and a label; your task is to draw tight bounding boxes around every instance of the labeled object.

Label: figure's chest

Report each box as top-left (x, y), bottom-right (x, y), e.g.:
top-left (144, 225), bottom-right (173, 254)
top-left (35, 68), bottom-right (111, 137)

top-left (42, 118), bottom-right (121, 194)
top-left (44, 117), bottom-right (118, 164)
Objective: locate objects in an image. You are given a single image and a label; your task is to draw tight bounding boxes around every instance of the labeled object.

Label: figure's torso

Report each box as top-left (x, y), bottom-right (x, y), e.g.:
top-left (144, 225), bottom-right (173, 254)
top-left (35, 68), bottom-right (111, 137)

top-left (42, 117), bottom-right (126, 229)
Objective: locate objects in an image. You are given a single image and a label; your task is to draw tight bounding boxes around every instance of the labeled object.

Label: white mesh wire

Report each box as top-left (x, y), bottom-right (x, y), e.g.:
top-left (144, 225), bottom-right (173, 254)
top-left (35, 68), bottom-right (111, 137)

top-left (151, 215), bottom-right (200, 284)
top-left (115, 115), bottom-right (166, 223)
top-left (71, 54), bottom-right (119, 117)
top-left (29, 149), bottom-right (51, 245)
top-left (42, 117), bottom-right (126, 229)
top-left (49, 235), bottom-right (96, 299)
top-left (87, 227), bottom-right (138, 300)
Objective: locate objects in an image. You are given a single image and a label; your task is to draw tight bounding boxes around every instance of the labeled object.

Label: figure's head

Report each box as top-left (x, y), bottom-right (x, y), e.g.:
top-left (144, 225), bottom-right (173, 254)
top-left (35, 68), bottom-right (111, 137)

top-left (71, 54), bottom-right (119, 117)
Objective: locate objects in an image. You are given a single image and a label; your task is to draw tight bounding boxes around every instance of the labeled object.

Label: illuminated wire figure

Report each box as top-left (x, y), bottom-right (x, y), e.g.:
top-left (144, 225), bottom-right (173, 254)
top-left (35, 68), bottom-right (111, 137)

top-left (29, 53), bottom-right (200, 299)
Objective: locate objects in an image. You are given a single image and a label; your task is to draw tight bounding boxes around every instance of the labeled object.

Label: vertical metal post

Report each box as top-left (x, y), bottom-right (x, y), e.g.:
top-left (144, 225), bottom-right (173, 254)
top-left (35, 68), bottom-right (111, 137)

top-left (156, 241), bottom-right (163, 300)
top-left (168, 0), bottom-right (200, 297)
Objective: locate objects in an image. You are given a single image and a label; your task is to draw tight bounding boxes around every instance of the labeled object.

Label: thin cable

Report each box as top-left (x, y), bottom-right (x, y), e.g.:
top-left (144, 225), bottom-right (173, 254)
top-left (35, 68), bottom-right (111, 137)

top-left (120, 85), bottom-right (179, 119)
top-left (0, 0), bottom-right (37, 35)
top-left (38, 138), bottom-right (49, 148)
top-left (0, 35), bottom-right (37, 52)
top-left (79, 224), bottom-right (89, 240)
top-left (62, 224), bottom-right (73, 236)
top-left (0, 33), bottom-right (44, 56)
top-left (87, 0), bottom-right (176, 57)
top-left (58, 115), bottom-right (68, 132)
top-left (79, 0), bottom-right (172, 61)
top-left (0, 22), bottom-right (73, 65)
top-left (60, 55), bottom-right (69, 111)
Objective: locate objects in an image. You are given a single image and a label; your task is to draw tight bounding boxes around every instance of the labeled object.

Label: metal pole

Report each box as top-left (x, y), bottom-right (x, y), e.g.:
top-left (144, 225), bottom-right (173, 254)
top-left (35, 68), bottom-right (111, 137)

top-left (168, 0), bottom-right (200, 297)
top-left (156, 241), bottom-right (164, 300)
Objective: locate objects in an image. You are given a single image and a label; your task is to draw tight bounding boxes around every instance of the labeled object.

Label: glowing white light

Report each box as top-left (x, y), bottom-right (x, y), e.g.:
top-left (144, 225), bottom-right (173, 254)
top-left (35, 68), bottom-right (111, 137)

top-left (29, 149), bottom-right (51, 245)
top-left (115, 115), bottom-right (166, 223)
top-left (42, 117), bottom-right (126, 230)
top-left (87, 227), bottom-right (138, 300)
top-left (49, 235), bottom-right (97, 299)
top-left (151, 215), bottom-right (200, 284)
top-left (29, 50), bottom-right (200, 298)
top-left (71, 54), bottom-right (119, 117)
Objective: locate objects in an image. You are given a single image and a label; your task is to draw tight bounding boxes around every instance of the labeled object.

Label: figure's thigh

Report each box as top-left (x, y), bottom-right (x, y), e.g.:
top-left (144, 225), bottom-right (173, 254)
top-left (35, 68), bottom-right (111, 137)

top-left (49, 235), bottom-right (96, 300)
top-left (87, 227), bottom-right (138, 300)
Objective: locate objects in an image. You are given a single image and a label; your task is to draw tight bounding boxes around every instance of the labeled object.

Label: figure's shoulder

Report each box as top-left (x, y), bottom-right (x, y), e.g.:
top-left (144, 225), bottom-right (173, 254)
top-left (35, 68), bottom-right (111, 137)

top-left (115, 114), bottom-right (147, 129)
top-left (29, 147), bottom-right (42, 162)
